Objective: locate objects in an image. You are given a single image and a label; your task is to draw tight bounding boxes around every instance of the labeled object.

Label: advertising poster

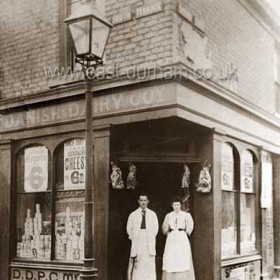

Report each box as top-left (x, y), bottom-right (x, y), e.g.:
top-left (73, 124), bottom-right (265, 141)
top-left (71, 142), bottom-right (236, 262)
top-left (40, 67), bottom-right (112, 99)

top-left (24, 146), bottom-right (48, 193)
top-left (241, 150), bottom-right (253, 193)
top-left (261, 162), bottom-right (273, 208)
top-left (221, 143), bottom-right (234, 191)
top-left (64, 139), bottom-right (86, 190)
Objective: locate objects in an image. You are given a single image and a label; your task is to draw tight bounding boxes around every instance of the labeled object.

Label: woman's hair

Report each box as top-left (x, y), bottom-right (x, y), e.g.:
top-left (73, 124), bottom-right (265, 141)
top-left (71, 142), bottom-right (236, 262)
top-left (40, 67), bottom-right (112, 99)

top-left (170, 196), bottom-right (183, 205)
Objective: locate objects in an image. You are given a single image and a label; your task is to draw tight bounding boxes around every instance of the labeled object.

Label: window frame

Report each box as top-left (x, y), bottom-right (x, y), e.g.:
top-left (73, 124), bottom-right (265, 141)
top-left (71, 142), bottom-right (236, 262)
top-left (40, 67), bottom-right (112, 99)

top-left (275, 41), bottom-right (280, 113)
top-left (221, 142), bottom-right (260, 261)
top-left (12, 136), bottom-right (86, 265)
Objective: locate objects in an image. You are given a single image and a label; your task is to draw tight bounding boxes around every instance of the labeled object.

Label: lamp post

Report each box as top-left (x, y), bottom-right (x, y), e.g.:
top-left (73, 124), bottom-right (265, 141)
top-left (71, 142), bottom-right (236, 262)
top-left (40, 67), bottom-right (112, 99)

top-left (65, 1), bottom-right (112, 279)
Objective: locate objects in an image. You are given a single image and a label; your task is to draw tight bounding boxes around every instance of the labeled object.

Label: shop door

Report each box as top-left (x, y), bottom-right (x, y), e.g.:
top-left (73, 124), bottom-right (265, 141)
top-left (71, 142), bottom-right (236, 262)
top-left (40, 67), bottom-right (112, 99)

top-left (108, 162), bottom-right (194, 280)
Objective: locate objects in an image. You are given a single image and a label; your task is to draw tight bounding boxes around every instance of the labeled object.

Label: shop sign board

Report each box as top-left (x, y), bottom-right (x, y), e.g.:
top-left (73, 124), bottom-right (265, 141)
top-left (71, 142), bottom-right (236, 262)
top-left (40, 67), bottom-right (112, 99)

top-left (112, 11), bottom-right (132, 25)
top-left (241, 150), bottom-right (253, 193)
top-left (221, 143), bottom-right (234, 191)
top-left (229, 266), bottom-right (246, 280)
top-left (24, 146), bottom-right (48, 193)
top-left (64, 139), bottom-right (86, 190)
top-left (11, 267), bottom-right (80, 280)
top-left (1, 84), bottom-right (174, 132)
top-left (135, 1), bottom-right (163, 18)
top-left (261, 162), bottom-right (273, 208)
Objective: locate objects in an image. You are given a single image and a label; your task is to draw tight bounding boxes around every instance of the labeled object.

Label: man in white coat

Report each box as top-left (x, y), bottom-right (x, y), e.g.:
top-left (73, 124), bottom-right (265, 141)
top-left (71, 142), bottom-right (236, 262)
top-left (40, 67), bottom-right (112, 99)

top-left (127, 193), bottom-right (159, 280)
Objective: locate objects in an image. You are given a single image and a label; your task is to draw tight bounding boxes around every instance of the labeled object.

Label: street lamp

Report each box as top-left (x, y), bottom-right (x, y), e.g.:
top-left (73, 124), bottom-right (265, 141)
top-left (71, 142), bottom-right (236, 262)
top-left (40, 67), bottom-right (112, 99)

top-left (65, 0), bottom-right (112, 68)
top-left (65, 1), bottom-right (112, 279)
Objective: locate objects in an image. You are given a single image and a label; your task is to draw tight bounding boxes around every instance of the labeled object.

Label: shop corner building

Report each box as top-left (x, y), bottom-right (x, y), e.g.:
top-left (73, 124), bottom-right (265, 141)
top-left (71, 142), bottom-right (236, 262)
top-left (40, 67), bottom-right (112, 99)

top-left (1, 0), bottom-right (280, 279)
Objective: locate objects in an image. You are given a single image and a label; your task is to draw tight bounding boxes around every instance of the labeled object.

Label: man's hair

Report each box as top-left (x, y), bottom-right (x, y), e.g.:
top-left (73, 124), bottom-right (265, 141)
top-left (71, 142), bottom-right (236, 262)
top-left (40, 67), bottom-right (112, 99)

top-left (138, 192), bottom-right (149, 200)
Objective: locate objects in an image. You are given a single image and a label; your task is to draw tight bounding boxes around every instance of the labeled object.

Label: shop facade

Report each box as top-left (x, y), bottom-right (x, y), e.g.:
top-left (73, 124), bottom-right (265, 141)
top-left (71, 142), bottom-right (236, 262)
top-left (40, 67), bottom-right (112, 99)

top-left (1, 0), bottom-right (280, 280)
top-left (0, 74), bottom-right (279, 280)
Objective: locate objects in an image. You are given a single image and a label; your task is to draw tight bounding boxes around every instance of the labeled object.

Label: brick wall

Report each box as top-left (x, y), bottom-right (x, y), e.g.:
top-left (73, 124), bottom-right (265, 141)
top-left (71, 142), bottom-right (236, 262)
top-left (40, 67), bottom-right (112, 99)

top-left (0, 0), bottom-right (60, 100)
top-left (105, 0), bottom-right (174, 70)
top-left (0, 0), bottom-right (278, 115)
top-left (176, 0), bottom-right (276, 114)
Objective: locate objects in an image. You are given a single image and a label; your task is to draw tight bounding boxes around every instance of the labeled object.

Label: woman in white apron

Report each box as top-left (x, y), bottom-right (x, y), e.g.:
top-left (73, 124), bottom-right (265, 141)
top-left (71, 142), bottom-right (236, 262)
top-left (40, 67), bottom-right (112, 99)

top-left (162, 197), bottom-right (195, 280)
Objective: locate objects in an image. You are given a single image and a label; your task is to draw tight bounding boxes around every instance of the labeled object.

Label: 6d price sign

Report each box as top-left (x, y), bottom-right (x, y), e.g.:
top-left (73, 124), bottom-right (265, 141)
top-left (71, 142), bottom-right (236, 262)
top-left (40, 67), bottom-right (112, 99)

top-left (24, 146), bottom-right (48, 193)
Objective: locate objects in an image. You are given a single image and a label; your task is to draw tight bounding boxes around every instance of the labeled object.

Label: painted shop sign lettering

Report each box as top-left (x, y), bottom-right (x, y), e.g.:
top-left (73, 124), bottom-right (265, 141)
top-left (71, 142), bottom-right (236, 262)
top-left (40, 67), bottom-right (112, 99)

top-left (222, 260), bottom-right (261, 280)
top-left (1, 102), bottom-right (86, 131)
top-left (24, 146), bottom-right (48, 193)
top-left (1, 85), bottom-right (172, 132)
top-left (135, 1), bottom-right (163, 18)
top-left (64, 139), bottom-right (85, 190)
top-left (11, 268), bottom-right (80, 280)
top-left (112, 11), bottom-right (132, 25)
top-left (229, 267), bottom-right (248, 280)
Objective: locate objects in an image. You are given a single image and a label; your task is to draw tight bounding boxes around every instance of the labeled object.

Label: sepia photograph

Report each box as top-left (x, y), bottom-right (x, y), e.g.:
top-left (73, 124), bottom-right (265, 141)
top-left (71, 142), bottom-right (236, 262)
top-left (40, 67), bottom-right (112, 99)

top-left (0, 0), bottom-right (280, 279)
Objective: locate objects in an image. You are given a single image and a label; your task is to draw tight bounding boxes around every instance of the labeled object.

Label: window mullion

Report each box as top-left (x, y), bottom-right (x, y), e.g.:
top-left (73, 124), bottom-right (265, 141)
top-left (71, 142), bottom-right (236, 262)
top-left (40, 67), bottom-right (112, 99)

top-left (50, 152), bottom-right (56, 261)
top-left (236, 157), bottom-right (241, 255)
top-left (236, 190), bottom-right (241, 255)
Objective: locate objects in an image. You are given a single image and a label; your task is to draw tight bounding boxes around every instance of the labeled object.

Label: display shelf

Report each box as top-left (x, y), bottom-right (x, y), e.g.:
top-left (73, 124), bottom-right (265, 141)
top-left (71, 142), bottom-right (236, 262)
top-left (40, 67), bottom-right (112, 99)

top-left (17, 204), bottom-right (51, 260)
top-left (55, 206), bottom-right (84, 262)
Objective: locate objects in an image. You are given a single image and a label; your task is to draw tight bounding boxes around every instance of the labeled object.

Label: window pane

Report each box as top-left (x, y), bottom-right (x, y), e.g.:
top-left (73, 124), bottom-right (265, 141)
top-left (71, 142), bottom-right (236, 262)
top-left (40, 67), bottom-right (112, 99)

top-left (55, 139), bottom-right (86, 262)
top-left (222, 191), bottom-right (237, 258)
top-left (17, 146), bottom-right (50, 193)
top-left (91, 18), bottom-right (110, 58)
top-left (69, 20), bottom-right (90, 55)
top-left (240, 193), bottom-right (256, 254)
top-left (55, 190), bottom-right (85, 261)
top-left (16, 193), bottom-right (52, 260)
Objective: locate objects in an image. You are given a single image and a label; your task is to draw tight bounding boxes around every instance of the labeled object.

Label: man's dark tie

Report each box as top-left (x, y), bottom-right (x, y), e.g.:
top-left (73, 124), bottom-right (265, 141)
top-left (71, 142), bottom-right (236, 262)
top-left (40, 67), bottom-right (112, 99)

top-left (141, 209), bottom-right (146, 229)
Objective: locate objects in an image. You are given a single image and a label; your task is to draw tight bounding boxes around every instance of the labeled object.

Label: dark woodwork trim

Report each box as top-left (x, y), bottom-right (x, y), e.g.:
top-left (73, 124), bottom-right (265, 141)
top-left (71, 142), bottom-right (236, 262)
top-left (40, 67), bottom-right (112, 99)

top-left (58, 0), bottom-right (71, 68)
top-left (221, 254), bottom-right (262, 267)
top-left (10, 261), bottom-right (83, 271)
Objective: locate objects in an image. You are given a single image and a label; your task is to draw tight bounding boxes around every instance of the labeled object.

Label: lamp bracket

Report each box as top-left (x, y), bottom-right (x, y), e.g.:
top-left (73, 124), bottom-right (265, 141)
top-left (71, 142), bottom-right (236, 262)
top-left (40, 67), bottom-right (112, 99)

top-left (75, 56), bottom-right (103, 69)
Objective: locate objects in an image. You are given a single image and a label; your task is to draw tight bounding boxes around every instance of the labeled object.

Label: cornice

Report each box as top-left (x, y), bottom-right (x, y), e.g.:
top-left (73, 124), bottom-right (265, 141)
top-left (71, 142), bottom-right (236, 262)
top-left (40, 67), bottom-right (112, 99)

top-left (0, 63), bottom-right (279, 133)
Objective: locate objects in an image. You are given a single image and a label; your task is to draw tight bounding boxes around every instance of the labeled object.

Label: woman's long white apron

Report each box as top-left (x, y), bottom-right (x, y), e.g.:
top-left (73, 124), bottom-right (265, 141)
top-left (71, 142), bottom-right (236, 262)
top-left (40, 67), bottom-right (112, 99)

top-left (162, 211), bottom-right (195, 280)
top-left (163, 229), bottom-right (192, 272)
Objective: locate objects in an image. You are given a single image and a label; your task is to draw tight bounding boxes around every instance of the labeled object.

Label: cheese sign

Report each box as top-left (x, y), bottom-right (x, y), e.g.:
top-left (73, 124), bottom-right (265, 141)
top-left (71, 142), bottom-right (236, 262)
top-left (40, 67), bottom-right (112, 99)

top-left (24, 146), bottom-right (48, 193)
top-left (11, 268), bottom-right (80, 280)
top-left (64, 139), bottom-right (86, 190)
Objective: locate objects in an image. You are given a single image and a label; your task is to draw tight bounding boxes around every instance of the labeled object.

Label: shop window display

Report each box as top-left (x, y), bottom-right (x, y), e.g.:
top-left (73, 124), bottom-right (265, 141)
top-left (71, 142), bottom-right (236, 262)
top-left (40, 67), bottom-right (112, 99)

top-left (55, 139), bottom-right (85, 261)
top-left (15, 139), bottom-right (86, 263)
top-left (221, 191), bottom-right (237, 258)
top-left (240, 150), bottom-right (256, 254)
top-left (221, 143), bottom-right (237, 258)
top-left (221, 144), bottom-right (258, 259)
top-left (16, 146), bottom-right (52, 260)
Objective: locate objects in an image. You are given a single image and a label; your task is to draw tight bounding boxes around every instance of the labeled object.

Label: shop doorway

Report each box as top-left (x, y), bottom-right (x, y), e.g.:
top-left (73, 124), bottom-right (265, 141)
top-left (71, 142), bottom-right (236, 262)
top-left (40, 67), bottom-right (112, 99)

top-left (108, 162), bottom-right (194, 280)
